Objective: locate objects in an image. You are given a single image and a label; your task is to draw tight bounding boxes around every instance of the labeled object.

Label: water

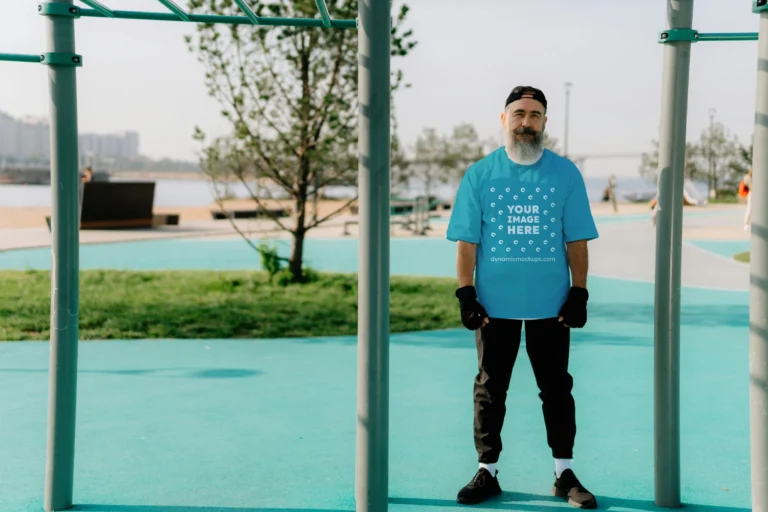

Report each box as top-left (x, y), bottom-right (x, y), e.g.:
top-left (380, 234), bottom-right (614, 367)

top-left (0, 178), bottom-right (225, 208)
top-left (0, 175), bottom-right (704, 208)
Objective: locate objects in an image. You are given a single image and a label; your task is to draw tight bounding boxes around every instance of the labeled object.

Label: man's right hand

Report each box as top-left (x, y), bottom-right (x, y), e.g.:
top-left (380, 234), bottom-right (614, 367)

top-left (455, 285), bottom-right (490, 331)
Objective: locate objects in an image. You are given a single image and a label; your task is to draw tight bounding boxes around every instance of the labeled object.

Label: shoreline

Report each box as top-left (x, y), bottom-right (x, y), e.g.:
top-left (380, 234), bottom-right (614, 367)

top-left (0, 199), bottom-right (694, 230)
top-left (0, 201), bottom-right (748, 252)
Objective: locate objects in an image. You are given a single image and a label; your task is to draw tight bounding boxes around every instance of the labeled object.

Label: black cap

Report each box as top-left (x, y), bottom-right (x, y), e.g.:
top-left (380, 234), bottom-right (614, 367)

top-left (505, 86), bottom-right (547, 110)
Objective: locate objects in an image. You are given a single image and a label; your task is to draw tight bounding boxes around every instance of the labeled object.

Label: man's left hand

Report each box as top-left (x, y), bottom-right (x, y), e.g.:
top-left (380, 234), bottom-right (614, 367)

top-left (558, 286), bottom-right (589, 328)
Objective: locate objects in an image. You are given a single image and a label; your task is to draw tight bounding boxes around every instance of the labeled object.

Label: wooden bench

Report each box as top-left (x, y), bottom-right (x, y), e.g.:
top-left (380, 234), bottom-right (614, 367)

top-left (211, 208), bottom-right (290, 220)
top-left (45, 181), bottom-right (180, 231)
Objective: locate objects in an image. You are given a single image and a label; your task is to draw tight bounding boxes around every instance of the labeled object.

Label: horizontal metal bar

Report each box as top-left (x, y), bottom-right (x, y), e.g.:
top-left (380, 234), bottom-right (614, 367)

top-left (42, 52), bottom-right (83, 67)
top-left (0, 53), bottom-right (42, 63)
top-left (315, 0), bottom-right (332, 28)
top-left (39, 3), bottom-right (80, 18)
top-left (79, 0), bottom-right (114, 18)
top-left (78, 8), bottom-right (356, 28)
top-left (156, 0), bottom-right (190, 21)
top-left (659, 28), bottom-right (697, 43)
top-left (696, 32), bottom-right (759, 41)
top-left (234, 0), bottom-right (260, 25)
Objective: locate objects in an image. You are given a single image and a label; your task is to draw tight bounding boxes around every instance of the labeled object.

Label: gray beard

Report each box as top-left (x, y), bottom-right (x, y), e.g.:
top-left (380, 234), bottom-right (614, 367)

top-left (504, 130), bottom-right (544, 164)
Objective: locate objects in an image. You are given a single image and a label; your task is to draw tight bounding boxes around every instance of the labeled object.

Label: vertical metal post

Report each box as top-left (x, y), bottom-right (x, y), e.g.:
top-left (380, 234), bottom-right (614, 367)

top-left (653, 0), bottom-right (694, 507)
top-left (43, 0), bottom-right (81, 510)
top-left (564, 82), bottom-right (572, 158)
top-left (750, 6), bottom-right (768, 512)
top-left (355, 0), bottom-right (391, 510)
top-left (708, 108), bottom-right (716, 198)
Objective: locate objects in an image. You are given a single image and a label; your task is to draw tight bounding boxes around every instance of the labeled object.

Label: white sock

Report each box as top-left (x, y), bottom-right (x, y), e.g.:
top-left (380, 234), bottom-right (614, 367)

top-left (479, 462), bottom-right (497, 476)
top-left (555, 458), bottom-right (572, 478)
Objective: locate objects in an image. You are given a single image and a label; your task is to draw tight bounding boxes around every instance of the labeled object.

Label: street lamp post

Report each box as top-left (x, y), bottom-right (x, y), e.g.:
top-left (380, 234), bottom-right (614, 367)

top-left (564, 82), bottom-right (573, 158)
top-left (708, 108), bottom-right (717, 198)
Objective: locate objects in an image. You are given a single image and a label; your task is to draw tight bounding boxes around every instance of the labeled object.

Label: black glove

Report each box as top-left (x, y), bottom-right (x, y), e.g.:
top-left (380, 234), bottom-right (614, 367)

top-left (558, 286), bottom-right (589, 328)
top-left (455, 285), bottom-right (489, 331)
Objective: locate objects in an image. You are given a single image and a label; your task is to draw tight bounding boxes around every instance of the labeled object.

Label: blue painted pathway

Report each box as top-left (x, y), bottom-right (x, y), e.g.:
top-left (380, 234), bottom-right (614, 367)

top-left (0, 278), bottom-right (751, 511)
top-left (0, 220), bottom-right (755, 511)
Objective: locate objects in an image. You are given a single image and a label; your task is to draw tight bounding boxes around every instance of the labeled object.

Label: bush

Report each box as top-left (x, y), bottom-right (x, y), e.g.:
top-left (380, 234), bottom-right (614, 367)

top-left (255, 241), bottom-right (317, 285)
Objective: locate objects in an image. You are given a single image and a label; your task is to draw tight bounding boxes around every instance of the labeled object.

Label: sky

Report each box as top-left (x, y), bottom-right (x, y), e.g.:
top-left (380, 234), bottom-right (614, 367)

top-left (0, 0), bottom-right (763, 178)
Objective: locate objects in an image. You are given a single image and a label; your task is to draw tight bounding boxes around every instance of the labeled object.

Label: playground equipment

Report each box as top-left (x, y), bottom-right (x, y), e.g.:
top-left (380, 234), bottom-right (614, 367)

top-left (1, 1), bottom-right (768, 511)
top-left (655, 1), bottom-right (767, 509)
top-left (343, 195), bottom-right (437, 236)
top-left (682, 179), bottom-right (707, 206)
top-left (0, 1), bottom-right (387, 511)
top-left (399, 195), bottom-right (436, 235)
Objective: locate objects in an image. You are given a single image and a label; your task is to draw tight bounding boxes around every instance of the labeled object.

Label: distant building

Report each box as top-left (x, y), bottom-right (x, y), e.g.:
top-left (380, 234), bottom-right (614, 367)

top-left (0, 110), bottom-right (140, 161)
top-left (18, 116), bottom-right (50, 159)
top-left (0, 111), bottom-right (17, 157)
top-left (79, 130), bottom-right (140, 159)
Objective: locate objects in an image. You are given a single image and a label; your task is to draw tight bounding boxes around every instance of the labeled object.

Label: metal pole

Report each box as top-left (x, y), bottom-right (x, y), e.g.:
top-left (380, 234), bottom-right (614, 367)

top-left (708, 108), bottom-right (716, 197)
top-left (564, 82), bottom-right (572, 158)
top-left (749, 9), bottom-right (768, 512)
top-left (43, 1), bottom-right (81, 510)
top-left (355, 0), bottom-right (391, 511)
top-left (653, 0), bottom-right (694, 507)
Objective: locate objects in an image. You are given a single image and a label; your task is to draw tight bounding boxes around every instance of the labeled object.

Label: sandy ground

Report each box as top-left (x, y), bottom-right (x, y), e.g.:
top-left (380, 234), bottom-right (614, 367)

top-left (0, 198), bottom-right (358, 230)
top-left (0, 198), bottom-right (672, 230)
top-left (0, 198), bottom-right (749, 251)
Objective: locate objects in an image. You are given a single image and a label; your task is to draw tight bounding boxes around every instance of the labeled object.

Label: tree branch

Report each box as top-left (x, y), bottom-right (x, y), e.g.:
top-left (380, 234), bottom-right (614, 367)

top-left (254, 33), bottom-right (303, 121)
top-left (210, 185), bottom-right (265, 251)
top-left (237, 183), bottom-right (293, 234)
top-left (306, 194), bottom-right (359, 230)
top-left (308, 34), bottom-right (348, 142)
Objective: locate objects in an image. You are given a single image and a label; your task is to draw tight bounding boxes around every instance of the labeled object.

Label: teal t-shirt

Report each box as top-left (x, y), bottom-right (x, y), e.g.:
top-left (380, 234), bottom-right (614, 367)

top-left (446, 147), bottom-right (599, 320)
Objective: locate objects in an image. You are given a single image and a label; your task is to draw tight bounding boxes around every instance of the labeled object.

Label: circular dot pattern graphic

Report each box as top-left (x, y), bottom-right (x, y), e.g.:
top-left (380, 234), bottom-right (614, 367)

top-left (486, 185), bottom-right (559, 255)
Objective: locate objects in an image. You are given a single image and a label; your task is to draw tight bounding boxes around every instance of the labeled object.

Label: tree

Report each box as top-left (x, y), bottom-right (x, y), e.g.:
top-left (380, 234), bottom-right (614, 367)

top-left (638, 139), bottom-right (699, 183)
top-left (411, 127), bottom-right (450, 201)
top-left (638, 122), bottom-right (748, 197)
top-left (406, 123), bottom-right (564, 186)
top-left (732, 141), bottom-right (753, 179)
top-left (187, 0), bottom-right (417, 282)
top-left (408, 123), bottom-right (489, 197)
top-left (389, 109), bottom-right (412, 196)
top-left (690, 121), bottom-right (745, 196)
top-left (543, 132), bottom-right (560, 154)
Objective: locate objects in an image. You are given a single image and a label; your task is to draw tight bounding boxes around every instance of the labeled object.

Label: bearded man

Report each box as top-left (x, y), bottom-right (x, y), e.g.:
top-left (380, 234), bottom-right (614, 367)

top-left (446, 86), bottom-right (600, 508)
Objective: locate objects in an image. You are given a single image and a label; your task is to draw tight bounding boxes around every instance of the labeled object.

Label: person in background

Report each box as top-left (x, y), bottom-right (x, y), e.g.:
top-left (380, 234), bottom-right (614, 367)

top-left (607, 174), bottom-right (617, 213)
top-left (80, 166), bottom-right (93, 183)
top-left (741, 169), bottom-right (752, 231)
top-left (446, 85), bottom-right (599, 509)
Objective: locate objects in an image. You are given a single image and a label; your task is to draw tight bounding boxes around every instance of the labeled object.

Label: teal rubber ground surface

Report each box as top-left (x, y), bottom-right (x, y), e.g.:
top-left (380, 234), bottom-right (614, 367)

top-left (0, 238), bottom-right (753, 511)
top-left (0, 209), bottom-right (737, 272)
top-left (0, 237), bottom-right (453, 273)
top-left (0, 277), bottom-right (751, 511)
top-left (2, 234), bottom-right (748, 274)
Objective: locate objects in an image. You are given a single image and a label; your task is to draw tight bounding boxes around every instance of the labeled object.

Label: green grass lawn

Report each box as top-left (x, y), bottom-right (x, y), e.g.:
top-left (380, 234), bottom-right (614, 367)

top-left (0, 270), bottom-right (462, 341)
top-left (735, 251), bottom-right (750, 263)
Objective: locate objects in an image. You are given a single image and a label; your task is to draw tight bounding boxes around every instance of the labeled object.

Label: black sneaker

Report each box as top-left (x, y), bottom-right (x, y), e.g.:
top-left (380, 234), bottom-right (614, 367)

top-left (456, 467), bottom-right (502, 505)
top-left (552, 468), bottom-right (598, 509)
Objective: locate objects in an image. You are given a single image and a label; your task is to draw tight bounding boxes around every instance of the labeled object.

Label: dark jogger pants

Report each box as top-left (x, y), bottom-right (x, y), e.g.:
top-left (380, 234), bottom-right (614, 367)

top-left (473, 317), bottom-right (575, 463)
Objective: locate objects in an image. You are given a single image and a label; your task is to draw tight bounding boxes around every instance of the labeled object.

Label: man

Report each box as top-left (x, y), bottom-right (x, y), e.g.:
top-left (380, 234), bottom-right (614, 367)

top-left (446, 86), bottom-right (599, 508)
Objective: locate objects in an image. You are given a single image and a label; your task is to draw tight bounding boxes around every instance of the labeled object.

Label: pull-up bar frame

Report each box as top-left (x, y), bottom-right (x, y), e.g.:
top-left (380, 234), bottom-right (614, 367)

top-left (4, 0), bottom-right (768, 511)
top-left (41, 1), bottom-right (358, 28)
top-left (659, 29), bottom-right (759, 42)
top-left (0, 1), bottom-right (390, 512)
top-left (653, 0), bottom-right (768, 510)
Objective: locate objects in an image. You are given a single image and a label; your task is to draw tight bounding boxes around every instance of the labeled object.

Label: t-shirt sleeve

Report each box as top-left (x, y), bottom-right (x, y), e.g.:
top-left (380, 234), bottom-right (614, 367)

top-left (563, 163), bottom-right (599, 243)
top-left (446, 167), bottom-right (482, 244)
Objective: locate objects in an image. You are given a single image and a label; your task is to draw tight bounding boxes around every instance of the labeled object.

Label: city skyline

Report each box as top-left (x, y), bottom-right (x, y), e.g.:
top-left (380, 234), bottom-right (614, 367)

top-left (0, 109), bottom-right (140, 162)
